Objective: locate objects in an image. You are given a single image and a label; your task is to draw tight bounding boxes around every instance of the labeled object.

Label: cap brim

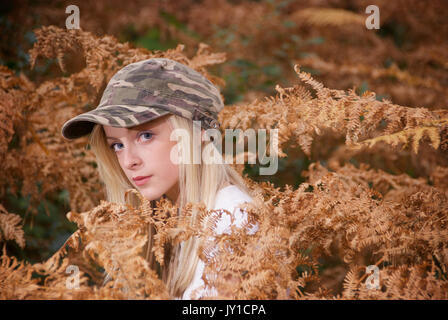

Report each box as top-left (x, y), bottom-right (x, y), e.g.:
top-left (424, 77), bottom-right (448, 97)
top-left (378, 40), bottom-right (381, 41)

top-left (61, 105), bottom-right (172, 140)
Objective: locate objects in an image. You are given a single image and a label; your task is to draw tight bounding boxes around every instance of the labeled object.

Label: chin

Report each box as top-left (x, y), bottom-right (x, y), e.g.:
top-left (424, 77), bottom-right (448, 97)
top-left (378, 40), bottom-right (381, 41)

top-left (139, 188), bottom-right (164, 202)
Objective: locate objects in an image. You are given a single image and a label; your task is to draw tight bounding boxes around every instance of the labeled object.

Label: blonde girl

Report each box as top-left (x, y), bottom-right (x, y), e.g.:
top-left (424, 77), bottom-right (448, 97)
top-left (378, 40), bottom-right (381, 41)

top-left (61, 58), bottom-right (256, 299)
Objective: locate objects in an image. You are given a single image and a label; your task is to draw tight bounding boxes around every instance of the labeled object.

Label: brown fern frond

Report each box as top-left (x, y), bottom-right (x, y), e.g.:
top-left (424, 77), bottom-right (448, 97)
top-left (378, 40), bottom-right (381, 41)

top-left (349, 121), bottom-right (446, 154)
top-left (0, 204), bottom-right (25, 249)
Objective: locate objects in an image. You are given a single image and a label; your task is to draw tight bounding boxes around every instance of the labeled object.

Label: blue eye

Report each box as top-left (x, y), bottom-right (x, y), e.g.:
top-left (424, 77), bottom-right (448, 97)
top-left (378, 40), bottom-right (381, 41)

top-left (140, 132), bottom-right (153, 141)
top-left (109, 131), bottom-right (153, 152)
top-left (110, 142), bottom-right (123, 152)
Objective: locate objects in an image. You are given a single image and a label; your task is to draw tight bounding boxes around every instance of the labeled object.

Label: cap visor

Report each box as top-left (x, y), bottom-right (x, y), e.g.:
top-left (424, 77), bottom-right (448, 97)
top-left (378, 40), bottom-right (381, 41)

top-left (61, 105), bottom-right (171, 140)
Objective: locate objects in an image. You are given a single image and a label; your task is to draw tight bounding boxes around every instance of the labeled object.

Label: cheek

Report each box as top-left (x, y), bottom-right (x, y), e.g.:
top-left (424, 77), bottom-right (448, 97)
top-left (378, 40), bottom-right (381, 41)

top-left (164, 141), bottom-right (179, 175)
top-left (154, 140), bottom-right (179, 179)
top-left (167, 141), bottom-right (180, 168)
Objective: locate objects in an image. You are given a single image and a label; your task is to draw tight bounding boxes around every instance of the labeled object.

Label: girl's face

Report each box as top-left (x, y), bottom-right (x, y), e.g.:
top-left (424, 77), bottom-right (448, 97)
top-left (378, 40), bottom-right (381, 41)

top-left (103, 114), bottom-right (180, 204)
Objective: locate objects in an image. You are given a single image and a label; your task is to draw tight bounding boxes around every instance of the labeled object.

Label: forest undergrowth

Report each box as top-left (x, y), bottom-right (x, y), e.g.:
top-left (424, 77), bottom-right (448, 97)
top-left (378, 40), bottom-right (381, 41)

top-left (1, 25), bottom-right (447, 299)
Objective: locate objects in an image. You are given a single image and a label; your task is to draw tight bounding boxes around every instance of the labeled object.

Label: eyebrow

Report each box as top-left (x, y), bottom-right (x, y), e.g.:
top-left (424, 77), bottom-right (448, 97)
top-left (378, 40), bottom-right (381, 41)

top-left (105, 128), bottom-right (155, 140)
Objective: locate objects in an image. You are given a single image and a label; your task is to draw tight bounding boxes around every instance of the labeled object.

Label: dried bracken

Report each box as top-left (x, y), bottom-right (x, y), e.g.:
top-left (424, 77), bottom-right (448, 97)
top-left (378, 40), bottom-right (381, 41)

top-left (1, 14), bottom-right (447, 299)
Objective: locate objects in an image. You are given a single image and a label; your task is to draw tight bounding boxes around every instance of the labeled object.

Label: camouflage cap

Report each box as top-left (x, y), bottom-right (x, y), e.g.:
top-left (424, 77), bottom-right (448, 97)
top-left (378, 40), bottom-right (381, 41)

top-left (61, 58), bottom-right (224, 140)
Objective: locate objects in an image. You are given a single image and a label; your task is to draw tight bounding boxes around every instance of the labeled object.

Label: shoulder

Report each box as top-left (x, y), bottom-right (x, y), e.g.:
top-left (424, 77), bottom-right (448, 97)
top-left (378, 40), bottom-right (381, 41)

top-left (214, 185), bottom-right (253, 210)
top-left (182, 185), bottom-right (257, 299)
top-left (212, 185), bottom-right (257, 235)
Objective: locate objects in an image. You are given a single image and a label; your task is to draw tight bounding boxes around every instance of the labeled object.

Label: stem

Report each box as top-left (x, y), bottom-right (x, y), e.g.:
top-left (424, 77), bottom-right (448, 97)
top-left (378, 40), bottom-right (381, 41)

top-left (28, 123), bottom-right (51, 156)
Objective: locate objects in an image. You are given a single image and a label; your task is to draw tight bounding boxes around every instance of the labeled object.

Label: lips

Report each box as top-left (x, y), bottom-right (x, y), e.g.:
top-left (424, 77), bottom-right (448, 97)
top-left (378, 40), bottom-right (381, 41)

top-left (133, 175), bottom-right (151, 181)
top-left (132, 175), bottom-right (152, 186)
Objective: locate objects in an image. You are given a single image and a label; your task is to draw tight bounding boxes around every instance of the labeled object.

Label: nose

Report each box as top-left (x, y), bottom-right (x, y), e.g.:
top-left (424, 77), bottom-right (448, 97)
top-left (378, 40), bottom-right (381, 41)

top-left (122, 143), bottom-right (142, 169)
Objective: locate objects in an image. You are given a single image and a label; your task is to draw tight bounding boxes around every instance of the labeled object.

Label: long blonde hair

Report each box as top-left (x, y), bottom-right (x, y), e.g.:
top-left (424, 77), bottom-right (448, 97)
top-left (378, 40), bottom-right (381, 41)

top-left (88, 113), bottom-right (251, 298)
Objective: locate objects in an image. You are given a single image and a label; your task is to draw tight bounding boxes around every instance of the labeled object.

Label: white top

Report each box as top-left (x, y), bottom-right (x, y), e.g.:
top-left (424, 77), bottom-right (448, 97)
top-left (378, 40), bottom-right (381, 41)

top-left (181, 184), bottom-right (258, 299)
